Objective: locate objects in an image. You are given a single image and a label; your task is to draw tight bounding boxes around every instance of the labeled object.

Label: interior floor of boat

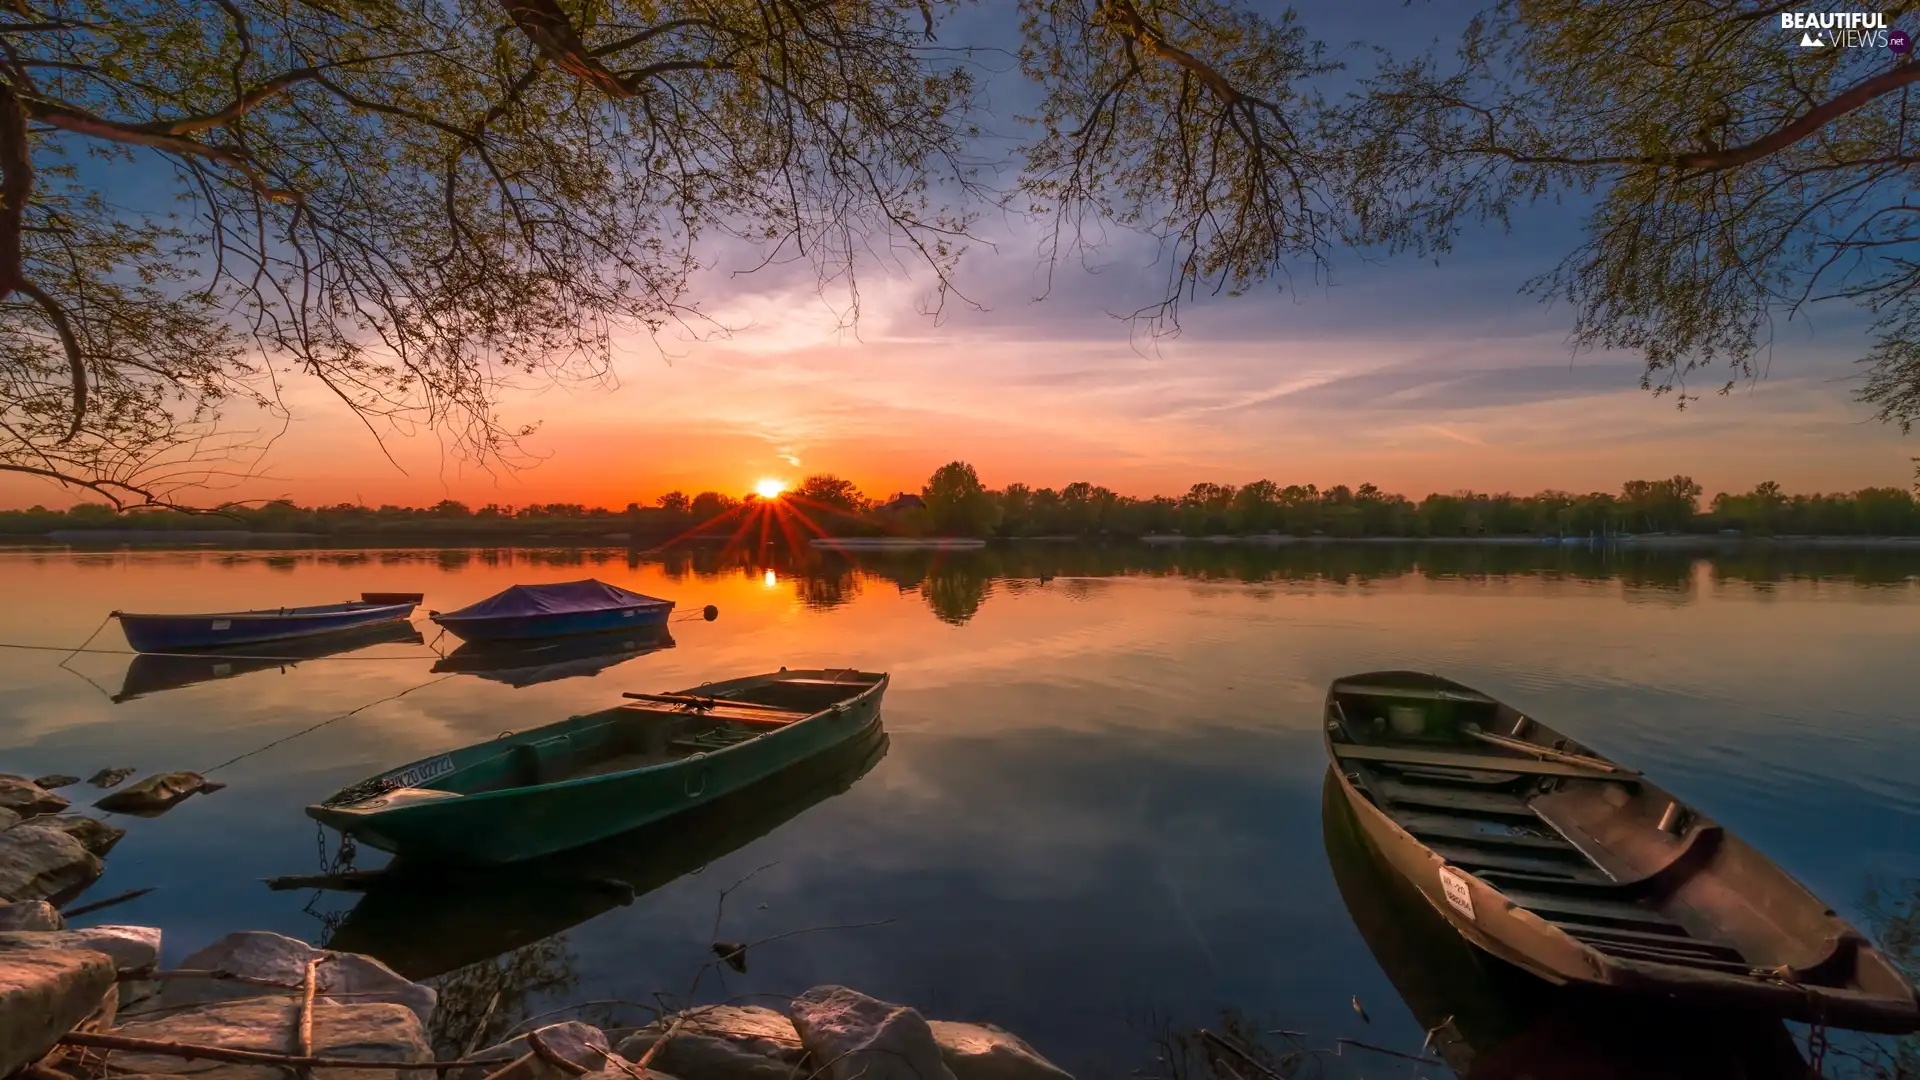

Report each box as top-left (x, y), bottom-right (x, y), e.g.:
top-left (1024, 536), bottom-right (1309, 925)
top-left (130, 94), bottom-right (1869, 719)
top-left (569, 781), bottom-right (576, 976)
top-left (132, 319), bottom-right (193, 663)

top-left (425, 674), bottom-right (879, 795)
top-left (1340, 742), bottom-right (1756, 975)
top-left (444, 704), bottom-right (807, 791)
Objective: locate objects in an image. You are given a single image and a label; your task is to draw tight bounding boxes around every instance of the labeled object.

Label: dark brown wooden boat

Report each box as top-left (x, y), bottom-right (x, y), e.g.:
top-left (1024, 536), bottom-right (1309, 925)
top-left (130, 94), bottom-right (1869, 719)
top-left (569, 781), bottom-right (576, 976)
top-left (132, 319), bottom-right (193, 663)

top-left (1323, 670), bottom-right (1919, 1034)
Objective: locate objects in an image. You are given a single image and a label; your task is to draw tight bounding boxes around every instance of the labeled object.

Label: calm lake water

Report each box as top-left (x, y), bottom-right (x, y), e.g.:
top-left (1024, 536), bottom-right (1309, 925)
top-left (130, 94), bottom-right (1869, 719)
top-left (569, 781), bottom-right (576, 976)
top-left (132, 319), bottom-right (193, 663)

top-left (3, 542), bottom-right (1918, 1077)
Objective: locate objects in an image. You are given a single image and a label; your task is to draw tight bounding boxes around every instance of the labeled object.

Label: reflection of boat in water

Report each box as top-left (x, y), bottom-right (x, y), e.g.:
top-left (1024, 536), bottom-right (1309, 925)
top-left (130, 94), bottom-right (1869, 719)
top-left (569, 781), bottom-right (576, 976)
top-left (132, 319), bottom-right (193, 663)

top-left (1323, 769), bottom-right (1810, 1078)
top-left (324, 723), bottom-right (889, 980)
top-left (430, 627), bottom-right (675, 688)
top-left (113, 621), bottom-right (426, 703)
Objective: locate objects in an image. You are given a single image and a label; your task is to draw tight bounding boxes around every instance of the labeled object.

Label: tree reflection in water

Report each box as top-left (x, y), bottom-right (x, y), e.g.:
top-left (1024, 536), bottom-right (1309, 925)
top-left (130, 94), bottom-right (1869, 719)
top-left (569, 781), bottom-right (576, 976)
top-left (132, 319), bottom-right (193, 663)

top-left (1831, 877), bottom-right (1920, 1079)
top-left (423, 938), bottom-right (580, 1060)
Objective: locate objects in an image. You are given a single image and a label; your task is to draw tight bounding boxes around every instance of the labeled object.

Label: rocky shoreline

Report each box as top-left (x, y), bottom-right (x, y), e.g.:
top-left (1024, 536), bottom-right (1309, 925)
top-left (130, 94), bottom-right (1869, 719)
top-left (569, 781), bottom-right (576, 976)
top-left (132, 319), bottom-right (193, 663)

top-left (1, 774), bottom-right (1073, 1080)
top-left (3, 920), bottom-right (1071, 1080)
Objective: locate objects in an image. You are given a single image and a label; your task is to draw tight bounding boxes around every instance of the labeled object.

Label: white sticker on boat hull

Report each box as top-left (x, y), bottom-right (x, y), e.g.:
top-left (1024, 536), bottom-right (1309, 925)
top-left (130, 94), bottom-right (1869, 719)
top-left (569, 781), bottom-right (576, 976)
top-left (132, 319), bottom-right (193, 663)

top-left (1439, 866), bottom-right (1475, 920)
top-left (381, 753), bottom-right (456, 789)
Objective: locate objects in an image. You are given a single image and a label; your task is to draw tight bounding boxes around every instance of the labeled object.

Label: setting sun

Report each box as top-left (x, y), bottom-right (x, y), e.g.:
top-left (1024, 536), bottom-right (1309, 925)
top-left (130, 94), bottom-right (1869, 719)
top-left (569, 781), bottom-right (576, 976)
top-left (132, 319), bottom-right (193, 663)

top-left (754, 478), bottom-right (788, 499)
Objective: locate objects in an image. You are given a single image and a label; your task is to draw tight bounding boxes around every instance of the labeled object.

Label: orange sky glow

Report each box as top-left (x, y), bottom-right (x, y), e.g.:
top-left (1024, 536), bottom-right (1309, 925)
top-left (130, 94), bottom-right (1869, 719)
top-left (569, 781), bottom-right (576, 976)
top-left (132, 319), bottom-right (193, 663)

top-left (2, 218), bottom-right (1913, 510)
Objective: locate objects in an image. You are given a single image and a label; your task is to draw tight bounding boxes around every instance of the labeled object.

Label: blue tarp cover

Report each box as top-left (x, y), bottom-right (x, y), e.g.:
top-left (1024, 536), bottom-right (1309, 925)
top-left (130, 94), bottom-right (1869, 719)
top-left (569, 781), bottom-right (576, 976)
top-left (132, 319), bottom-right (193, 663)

top-left (439, 579), bottom-right (672, 621)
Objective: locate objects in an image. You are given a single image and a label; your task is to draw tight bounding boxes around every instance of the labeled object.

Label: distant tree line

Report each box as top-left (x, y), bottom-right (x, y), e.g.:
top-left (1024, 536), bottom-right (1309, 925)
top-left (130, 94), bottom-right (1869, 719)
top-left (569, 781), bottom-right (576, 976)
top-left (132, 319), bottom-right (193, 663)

top-left (3, 465), bottom-right (1917, 540)
top-left (890, 464), bottom-right (1920, 540)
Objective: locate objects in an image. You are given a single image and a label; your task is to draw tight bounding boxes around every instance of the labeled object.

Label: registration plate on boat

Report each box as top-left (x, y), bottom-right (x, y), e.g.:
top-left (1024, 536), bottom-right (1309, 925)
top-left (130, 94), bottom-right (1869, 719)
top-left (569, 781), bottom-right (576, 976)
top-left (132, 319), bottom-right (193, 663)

top-left (1439, 866), bottom-right (1475, 920)
top-left (381, 754), bottom-right (456, 789)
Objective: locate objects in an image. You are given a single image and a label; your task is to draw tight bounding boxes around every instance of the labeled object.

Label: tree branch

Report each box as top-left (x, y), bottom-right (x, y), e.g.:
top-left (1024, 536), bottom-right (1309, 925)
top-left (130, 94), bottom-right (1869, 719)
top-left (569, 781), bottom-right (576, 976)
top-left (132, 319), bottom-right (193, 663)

top-left (18, 93), bottom-right (298, 201)
top-left (497, 0), bottom-right (638, 98)
top-left (0, 78), bottom-right (27, 298)
top-left (16, 276), bottom-right (85, 440)
top-left (1454, 58), bottom-right (1920, 173)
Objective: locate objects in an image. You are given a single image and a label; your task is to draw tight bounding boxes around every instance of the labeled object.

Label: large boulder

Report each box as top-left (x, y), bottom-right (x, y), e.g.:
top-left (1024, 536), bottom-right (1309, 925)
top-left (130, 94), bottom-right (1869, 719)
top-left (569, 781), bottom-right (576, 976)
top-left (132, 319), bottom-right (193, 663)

top-left (87, 768), bottom-right (137, 790)
top-left (0, 778), bottom-right (69, 819)
top-left (928, 1021), bottom-right (1075, 1080)
top-left (788, 986), bottom-right (957, 1080)
top-left (105, 998), bottom-right (431, 1080)
top-left (153, 932), bottom-right (435, 1026)
top-left (37, 815), bottom-right (127, 857)
top-left (0, 945), bottom-right (116, 1076)
top-left (0, 901), bottom-right (64, 931)
top-left (0, 926), bottom-right (162, 973)
top-left (615, 1005), bottom-right (807, 1080)
top-left (93, 772), bottom-right (214, 816)
top-left (0, 824), bottom-right (103, 903)
top-left (461, 1022), bottom-right (669, 1080)
top-left (32, 776), bottom-right (81, 791)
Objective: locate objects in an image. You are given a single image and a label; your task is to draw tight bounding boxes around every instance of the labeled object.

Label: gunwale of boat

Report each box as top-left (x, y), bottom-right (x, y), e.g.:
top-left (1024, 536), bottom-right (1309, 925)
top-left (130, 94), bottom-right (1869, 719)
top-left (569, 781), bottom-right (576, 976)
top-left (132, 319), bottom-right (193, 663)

top-left (1321, 669), bottom-right (1919, 1034)
top-left (113, 599), bottom-right (412, 621)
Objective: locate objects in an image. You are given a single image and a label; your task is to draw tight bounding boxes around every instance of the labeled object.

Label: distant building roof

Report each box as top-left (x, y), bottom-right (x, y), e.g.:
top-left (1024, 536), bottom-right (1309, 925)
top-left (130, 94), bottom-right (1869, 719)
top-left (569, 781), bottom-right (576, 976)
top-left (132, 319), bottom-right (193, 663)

top-left (877, 492), bottom-right (926, 513)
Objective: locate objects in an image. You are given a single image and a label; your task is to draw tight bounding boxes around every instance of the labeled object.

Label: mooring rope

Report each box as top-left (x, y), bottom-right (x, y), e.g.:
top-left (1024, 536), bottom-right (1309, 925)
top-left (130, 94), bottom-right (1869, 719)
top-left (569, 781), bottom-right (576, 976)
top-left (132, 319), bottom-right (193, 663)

top-left (201, 673), bottom-right (458, 774)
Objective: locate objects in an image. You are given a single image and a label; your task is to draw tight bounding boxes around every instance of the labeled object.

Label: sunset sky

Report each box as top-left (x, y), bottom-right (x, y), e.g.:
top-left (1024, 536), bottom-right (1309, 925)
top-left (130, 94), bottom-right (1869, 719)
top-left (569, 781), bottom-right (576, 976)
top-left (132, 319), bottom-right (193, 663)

top-left (3, 4), bottom-right (1914, 511)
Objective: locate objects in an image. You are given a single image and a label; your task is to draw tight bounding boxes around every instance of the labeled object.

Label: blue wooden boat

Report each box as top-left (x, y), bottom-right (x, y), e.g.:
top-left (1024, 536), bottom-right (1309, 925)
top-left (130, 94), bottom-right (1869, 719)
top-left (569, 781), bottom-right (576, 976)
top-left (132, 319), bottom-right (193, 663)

top-left (113, 593), bottom-right (419, 653)
top-left (427, 579), bottom-right (674, 642)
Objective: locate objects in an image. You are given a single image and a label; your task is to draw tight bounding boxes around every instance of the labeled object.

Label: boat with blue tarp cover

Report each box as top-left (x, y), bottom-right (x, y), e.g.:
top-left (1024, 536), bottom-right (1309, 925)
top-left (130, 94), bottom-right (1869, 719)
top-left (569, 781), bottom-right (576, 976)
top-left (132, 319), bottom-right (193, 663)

top-left (113, 593), bottom-right (421, 653)
top-left (428, 579), bottom-right (674, 642)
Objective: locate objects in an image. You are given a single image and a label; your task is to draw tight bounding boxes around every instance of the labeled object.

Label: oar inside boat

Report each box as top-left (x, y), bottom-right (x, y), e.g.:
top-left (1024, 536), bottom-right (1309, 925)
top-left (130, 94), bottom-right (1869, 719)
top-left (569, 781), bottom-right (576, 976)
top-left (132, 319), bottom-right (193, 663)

top-left (1321, 670), bottom-right (1920, 1035)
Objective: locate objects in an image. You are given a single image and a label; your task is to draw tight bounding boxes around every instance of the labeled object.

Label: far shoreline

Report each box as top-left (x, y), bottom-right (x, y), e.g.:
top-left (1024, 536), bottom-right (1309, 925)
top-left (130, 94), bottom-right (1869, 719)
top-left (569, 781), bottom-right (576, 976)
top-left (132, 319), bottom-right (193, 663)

top-left (5, 529), bottom-right (1920, 551)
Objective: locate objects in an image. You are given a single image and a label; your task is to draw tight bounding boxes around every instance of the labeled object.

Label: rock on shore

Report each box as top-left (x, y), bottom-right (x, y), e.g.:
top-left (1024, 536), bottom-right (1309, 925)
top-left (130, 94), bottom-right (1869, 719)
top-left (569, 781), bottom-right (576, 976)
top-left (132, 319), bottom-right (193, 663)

top-left (618, 989), bottom-right (1074, 1080)
top-left (0, 919), bottom-right (1072, 1080)
top-left (148, 931), bottom-right (437, 1026)
top-left (109, 998), bottom-right (434, 1080)
top-left (0, 822), bottom-right (103, 904)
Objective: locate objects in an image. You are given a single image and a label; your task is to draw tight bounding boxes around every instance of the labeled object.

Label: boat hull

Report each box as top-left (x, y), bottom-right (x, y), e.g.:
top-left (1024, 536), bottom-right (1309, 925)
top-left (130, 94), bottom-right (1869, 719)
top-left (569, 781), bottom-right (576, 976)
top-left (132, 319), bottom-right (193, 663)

top-left (325, 724), bottom-right (890, 979)
top-left (310, 671), bottom-right (887, 863)
top-left (115, 601), bottom-right (417, 652)
top-left (1324, 671), bottom-right (1920, 1035)
top-left (429, 602), bottom-right (672, 642)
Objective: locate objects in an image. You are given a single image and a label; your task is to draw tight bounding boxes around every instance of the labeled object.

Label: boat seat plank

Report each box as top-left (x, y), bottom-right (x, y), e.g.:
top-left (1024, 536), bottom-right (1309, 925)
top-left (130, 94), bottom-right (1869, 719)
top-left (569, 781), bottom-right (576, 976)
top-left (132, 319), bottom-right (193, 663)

top-left (1493, 888), bottom-right (1684, 931)
top-left (1388, 810), bottom-right (1575, 852)
top-left (1426, 841), bottom-right (1613, 884)
top-left (768, 678), bottom-right (877, 686)
top-left (1333, 742), bottom-right (1631, 782)
top-left (1387, 765), bottom-right (1526, 787)
top-left (1580, 940), bottom-right (1759, 974)
top-left (1367, 777), bottom-right (1540, 817)
top-left (1332, 684), bottom-right (1499, 704)
top-left (1560, 924), bottom-right (1745, 961)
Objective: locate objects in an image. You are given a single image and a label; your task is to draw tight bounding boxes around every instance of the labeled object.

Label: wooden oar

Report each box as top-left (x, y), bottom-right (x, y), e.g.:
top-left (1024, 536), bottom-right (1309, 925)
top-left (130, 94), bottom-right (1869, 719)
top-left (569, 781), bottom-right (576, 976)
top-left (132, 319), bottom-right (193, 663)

top-left (1463, 725), bottom-right (1635, 775)
top-left (622, 691), bottom-right (802, 715)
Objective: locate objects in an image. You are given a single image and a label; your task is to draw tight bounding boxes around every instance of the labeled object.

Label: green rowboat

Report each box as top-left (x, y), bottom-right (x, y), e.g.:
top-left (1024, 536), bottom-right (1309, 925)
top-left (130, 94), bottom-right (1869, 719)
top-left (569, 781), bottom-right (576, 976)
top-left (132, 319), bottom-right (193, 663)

top-left (308, 668), bottom-right (888, 863)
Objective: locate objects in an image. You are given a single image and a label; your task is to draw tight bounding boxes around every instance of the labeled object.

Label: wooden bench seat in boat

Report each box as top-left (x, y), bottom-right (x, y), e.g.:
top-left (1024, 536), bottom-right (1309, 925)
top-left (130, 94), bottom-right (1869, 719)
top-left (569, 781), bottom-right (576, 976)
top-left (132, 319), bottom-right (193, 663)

top-left (1331, 742), bottom-right (1635, 782)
